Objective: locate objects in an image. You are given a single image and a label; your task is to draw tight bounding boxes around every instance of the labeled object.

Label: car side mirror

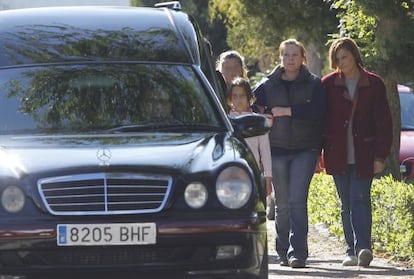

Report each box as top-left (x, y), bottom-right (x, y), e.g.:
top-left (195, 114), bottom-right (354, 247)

top-left (229, 114), bottom-right (271, 138)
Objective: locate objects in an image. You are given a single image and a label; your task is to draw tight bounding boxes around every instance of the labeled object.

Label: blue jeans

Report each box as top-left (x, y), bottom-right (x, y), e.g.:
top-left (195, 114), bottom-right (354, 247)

top-left (333, 165), bottom-right (373, 256)
top-left (272, 149), bottom-right (318, 261)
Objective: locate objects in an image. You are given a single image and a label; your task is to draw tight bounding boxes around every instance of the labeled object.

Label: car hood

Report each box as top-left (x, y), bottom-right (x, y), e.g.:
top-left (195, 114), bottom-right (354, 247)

top-left (0, 132), bottom-right (233, 177)
top-left (400, 130), bottom-right (414, 160)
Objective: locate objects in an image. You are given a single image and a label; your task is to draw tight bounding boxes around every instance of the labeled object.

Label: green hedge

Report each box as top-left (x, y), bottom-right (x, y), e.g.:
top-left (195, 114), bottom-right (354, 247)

top-left (308, 173), bottom-right (414, 267)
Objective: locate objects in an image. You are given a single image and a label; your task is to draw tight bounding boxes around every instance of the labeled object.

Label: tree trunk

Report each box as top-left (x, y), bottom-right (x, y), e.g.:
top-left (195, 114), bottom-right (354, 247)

top-left (306, 42), bottom-right (323, 77)
top-left (382, 81), bottom-right (401, 180)
top-left (376, 16), bottom-right (402, 180)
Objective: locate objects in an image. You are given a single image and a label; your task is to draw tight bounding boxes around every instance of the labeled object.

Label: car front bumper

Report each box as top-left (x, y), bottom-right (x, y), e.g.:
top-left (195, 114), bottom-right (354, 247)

top-left (0, 218), bottom-right (267, 279)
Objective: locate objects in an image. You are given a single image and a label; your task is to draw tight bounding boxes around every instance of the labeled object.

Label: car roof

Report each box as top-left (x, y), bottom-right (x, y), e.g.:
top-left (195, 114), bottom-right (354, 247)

top-left (0, 6), bottom-right (200, 67)
top-left (398, 84), bottom-right (414, 94)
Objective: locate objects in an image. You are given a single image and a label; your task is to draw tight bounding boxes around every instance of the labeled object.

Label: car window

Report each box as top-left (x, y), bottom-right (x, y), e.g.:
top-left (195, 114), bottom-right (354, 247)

top-left (0, 9), bottom-right (191, 67)
top-left (0, 64), bottom-right (222, 134)
top-left (400, 93), bottom-right (414, 130)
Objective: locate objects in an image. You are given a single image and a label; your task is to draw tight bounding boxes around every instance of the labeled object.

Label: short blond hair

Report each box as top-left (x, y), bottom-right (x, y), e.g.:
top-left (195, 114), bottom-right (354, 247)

top-left (279, 39), bottom-right (307, 65)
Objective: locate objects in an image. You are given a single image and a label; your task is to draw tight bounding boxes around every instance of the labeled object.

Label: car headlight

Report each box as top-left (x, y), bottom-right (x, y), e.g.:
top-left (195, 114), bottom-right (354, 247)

top-left (216, 166), bottom-right (252, 209)
top-left (1, 185), bottom-right (26, 213)
top-left (184, 182), bottom-right (208, 209)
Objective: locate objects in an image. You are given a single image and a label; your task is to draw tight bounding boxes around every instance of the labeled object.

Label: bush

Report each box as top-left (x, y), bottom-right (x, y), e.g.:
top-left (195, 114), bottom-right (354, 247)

top-left (308, 172), bottom-right (414, 267)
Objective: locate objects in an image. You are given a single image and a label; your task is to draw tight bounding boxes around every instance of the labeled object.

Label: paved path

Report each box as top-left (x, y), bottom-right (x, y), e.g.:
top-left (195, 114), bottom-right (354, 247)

top-left (267, 220), bottom-right (414, 278)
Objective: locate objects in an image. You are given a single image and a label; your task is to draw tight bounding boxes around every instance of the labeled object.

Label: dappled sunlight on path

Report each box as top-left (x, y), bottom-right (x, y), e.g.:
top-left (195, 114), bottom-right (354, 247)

top-left (267, 220), bottom-right (414, 278)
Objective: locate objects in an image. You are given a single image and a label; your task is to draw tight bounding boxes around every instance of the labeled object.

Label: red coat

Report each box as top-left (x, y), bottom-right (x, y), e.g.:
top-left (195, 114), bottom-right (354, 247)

top-left (322, 69), bottom-right (393, 178)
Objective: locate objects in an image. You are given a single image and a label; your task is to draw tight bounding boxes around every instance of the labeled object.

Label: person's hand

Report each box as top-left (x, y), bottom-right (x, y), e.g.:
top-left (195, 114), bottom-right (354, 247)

top-left (373, 160), bottom-right (385, 174)
top-left (265, 177), bottom-right (273, 196)
top-left (264, 114), bottom-right (273, 127)
top-left (271, 106), bottom-right (291, 117)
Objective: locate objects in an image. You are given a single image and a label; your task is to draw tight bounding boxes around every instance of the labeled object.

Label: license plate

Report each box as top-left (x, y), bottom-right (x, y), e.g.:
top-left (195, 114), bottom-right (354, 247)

top-left (57, 223), bottom-right (156, 246)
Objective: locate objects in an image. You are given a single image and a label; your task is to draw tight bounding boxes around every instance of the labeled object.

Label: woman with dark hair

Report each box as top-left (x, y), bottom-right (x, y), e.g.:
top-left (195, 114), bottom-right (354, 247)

top-left (322, 37), bottom-right (393, 267)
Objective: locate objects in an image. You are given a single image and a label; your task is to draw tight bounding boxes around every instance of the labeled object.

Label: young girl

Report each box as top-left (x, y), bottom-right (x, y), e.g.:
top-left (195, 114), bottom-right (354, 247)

top-left (228, 77), bottom-right (273, 197)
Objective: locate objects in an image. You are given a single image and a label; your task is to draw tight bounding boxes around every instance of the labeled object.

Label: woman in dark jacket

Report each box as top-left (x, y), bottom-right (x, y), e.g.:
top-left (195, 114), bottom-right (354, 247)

top-left (322, 37), bottom-right (393, 267)
top-left (253, 39), bottom-right (326, 268)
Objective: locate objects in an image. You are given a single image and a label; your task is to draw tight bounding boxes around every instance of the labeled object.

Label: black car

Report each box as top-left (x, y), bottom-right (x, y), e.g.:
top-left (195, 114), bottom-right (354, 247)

top-left (0, 3), bottom-right (269, 279)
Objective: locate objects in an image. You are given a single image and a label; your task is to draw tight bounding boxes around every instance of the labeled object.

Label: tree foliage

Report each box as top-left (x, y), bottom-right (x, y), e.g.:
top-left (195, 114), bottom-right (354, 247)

top-left (209, 0), bottom-right (275, 64)
top-left (209, 0), bottom-right (338, 74)
top-left (131, 0), bottom-right (228, 57)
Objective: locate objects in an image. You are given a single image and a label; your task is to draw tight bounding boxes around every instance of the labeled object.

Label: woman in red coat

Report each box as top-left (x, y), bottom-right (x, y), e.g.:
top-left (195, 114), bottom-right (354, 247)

top-left (322, 38), bottom-right (392, 267)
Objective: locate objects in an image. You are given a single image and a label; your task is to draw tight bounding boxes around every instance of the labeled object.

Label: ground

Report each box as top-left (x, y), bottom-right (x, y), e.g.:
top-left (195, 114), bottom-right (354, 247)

top-left (267, 220), bottom-right (414, 278)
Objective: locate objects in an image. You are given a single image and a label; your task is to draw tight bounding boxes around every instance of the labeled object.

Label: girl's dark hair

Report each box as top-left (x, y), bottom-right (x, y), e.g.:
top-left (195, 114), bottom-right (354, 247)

top-left (329, 37), bottom-right (364, 70)
top-left (227, 77), bottom-right (255, 105)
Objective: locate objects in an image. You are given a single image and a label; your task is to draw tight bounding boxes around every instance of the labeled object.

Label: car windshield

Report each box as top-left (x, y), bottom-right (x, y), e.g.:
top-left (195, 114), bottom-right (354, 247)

top-left (0, 64), bottom-right (222, 134)
top-left (400, 92), bottom-right (414, 130)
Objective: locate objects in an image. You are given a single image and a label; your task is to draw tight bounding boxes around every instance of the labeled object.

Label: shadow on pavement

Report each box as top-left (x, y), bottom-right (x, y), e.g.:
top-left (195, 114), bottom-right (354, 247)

top-left (269, 254), bottom-right (414, 278)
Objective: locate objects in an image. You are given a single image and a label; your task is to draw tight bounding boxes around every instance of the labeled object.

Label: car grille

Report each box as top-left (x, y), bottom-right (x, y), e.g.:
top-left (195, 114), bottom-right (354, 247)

top-left (0, 246), bottom-right (197, 268)
top-left (35, 246), bottom-right (193, 266)
top-left (38, 173), bottom-right (172, 215)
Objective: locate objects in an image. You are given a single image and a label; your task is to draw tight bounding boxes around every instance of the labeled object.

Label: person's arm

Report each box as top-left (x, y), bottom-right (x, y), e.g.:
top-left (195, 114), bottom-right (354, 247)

top-left (253, 82), bottom-right (274, 126)
top-left (290, 81), bottom-right (326, 120)
top-left (271, 106), bottom-right (291, 117)
top-left (372, 78), bottom-right (393, 173)
top-left (252, 82), bottom-right (267, 112)
top-left (258, 134), bottom-right (272, 196)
